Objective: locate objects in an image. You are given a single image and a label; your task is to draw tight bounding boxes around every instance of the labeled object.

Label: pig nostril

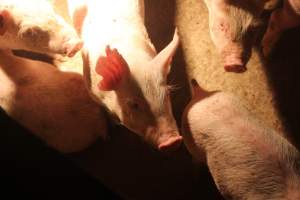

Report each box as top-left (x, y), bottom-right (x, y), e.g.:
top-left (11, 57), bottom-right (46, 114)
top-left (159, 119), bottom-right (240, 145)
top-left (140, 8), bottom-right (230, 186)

top-left (158, 135), bottom-right (183, 152)
top-left (224, 64), bottom-right (246, 73)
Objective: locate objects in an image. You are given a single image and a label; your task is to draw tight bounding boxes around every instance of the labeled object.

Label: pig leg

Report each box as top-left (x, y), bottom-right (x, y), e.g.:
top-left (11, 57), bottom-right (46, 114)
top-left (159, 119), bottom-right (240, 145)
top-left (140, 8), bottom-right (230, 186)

top-left (262, 0), bottom-right (300, 57)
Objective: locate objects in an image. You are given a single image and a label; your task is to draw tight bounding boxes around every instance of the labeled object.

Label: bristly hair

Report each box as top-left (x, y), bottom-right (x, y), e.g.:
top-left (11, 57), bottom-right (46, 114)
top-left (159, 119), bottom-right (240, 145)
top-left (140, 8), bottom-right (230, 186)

top-left (227, 3), bottom-right (262, 42)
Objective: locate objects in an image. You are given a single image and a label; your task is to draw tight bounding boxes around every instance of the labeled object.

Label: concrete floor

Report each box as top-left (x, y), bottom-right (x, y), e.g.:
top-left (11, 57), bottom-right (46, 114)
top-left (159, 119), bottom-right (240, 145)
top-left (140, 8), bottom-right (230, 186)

top-left (50, 0), bottom-right (300, 199)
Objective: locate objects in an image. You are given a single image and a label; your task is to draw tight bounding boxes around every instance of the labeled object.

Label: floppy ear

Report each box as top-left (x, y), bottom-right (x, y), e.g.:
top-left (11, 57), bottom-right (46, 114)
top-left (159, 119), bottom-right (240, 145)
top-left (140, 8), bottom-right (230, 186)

top-left (150, 28), bottom-right (180, 77)
top-left (0, 9), bottom-right (10, 36)
top-left (190, 79), bottom-right (216, 100)
top-left (95, 46), bottom-right (130, 91)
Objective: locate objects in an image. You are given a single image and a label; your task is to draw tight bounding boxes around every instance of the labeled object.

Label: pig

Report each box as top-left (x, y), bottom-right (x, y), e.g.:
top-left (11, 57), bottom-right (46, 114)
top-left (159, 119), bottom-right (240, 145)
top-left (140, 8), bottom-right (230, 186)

top-left (202, 0), bottom-right (278, 72)
top-left (262, 0), bottom-right (300, 57)
top-left (0, 0), bottom-right (83, 58)
top-left (67, 0), bottom-right (182, 151)
top-left (0, 49), bottom-right (108, 153)
top-left (0, 0), bottom-right (107, 153)
top-left (182, 80), bottom-right (300, 200)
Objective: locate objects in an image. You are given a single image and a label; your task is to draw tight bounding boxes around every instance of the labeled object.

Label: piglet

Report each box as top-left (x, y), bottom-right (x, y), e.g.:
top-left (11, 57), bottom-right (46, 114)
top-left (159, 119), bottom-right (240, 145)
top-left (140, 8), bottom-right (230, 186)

top-left (0, 0), bottom-right (107, 153)
top-left (182, 80), bottom-right (300, 200)
top-left (203, 0), bottom-right (276, 72)
top-left (262, 0), bottom-right (300, 57)
top-left (68, 0), bottom-right (182, 151)
top-left (0, 50), bottom-right (107, 153)
top-left (0, 0), bottom-right (83, 57)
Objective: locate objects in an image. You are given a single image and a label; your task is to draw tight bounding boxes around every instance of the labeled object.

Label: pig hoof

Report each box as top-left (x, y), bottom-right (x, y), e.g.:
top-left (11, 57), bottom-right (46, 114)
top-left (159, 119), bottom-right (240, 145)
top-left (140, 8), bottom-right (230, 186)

top-left (158, 136), bottom-right (183, 152)
top-left (224, 64), bottom-right (246, 73)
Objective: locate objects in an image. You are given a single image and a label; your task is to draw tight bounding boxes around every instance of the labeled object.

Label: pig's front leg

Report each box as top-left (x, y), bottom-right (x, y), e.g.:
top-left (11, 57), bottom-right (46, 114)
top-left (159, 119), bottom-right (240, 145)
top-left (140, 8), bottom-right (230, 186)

top-left (262, 0), bottom-right (300, 57)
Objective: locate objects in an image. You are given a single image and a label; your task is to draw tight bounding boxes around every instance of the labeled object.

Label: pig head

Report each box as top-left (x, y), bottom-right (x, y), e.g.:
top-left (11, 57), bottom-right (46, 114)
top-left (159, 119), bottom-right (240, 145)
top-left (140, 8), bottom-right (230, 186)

top-left (0, 0), bottom-right (83, 57)
top-left (83, 31), bottom-right (182, 151)
top-left (69, 0), bottom-right (182, 151)
top-left (203, 0), bottom-right (270, 72)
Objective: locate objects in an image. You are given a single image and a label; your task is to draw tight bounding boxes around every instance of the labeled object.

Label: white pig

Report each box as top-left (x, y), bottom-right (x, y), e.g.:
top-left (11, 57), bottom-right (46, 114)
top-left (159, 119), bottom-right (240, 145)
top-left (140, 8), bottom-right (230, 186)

top-left (68, 0), bottom-right (182, 151)
top-left (202, 0), bottom-right (279, 72)
top-left (262, 0), bottom-right (300, 56)
top-left (182, 80), bottom-right (300, 200)
top-left (0, 50), bottom-right (107, 153)
top-left (0, 1), bottom-right (107, 153)
top-left (0, 0), bottom-right (83, 57)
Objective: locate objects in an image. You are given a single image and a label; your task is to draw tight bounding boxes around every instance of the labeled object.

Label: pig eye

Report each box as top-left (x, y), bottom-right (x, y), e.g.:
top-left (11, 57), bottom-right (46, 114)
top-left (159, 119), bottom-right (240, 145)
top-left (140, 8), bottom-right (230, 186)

top-left (127, 100), bottom-right (141, 111)
top-left (22, 27), bottom-right (47, 40)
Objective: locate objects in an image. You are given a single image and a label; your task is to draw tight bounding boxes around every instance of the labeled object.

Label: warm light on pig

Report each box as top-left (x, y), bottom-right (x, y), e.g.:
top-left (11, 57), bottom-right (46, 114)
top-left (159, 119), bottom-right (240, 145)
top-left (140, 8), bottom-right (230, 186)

top-left (68, 0), bottom-right (182, 151)
top-left (182, 79), bottom-right (300, 200)
top-left (0, 0), bottom-right (107, 153)
top-left (0, 0), bottom-right (83, 57)
top-left (203, 0), bottom-right (273, 72)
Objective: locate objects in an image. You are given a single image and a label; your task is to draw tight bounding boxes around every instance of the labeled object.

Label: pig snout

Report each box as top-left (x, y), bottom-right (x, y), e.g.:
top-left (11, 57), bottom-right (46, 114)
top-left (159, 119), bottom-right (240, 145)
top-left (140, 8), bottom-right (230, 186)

top-left (158, 134), bottom-right (183, 152)
top-left (146, 127), bottom-right (183, 152)
top-left (221, 48), bottom-right (247, 73)
top-left (64, 38), bottom-right (84, 57)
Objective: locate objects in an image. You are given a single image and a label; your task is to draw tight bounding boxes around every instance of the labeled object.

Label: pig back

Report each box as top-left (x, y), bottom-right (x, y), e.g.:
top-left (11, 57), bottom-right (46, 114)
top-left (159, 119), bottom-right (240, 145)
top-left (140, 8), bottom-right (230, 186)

top-left (82, 0), bottom-right (153, 53)
top-left (0, 51), bottom-right (107, 153)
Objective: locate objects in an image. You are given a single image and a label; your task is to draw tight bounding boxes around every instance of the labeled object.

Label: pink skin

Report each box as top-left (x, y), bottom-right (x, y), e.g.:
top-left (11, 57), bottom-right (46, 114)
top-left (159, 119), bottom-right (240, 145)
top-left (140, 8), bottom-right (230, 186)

top-left (181, 80), bottom-right (300, 199)
top-left (203, 0), bottom-right (270, 72)
top-left (64, 39), bottom-right (84, 57)
top-left (69, 0), bottom-right (182, 151)
top-left (221, 45), bottom-right (247, 73)
top-left (0, 3), bottom-right (83, 58)
top-left (205, 0), bottom-right (248, 72)
top-left (0, 50), bottom-right (107, 153)
top-left (158, 136), bottom-right (183, 151)
top-left (262, 0), bottom-right (300, 56)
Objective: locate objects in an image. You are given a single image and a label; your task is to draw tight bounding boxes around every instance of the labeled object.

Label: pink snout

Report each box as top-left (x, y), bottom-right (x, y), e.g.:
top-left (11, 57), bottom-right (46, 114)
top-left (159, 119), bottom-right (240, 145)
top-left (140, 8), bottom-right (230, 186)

top-left (64, 39), bottom-right (84, 57)
top-left (146, 127), bottom-right (183, 151)
top-left (158, 135), bottom-right (183, 152)
top-left (223, 54), bottom-right (246, 73)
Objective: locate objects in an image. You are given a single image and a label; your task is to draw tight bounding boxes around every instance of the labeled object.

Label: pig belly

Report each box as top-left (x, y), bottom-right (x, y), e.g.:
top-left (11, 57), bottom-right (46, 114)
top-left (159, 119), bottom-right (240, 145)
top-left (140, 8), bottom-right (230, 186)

top-left (0, 56), bottom-right (107, 153)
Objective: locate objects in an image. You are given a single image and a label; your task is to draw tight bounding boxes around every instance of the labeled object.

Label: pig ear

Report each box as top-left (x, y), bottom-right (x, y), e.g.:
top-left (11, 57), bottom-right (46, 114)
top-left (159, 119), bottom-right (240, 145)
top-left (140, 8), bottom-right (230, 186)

top-left (71, 3), bottom-right (88, 35)
top-left (191, 79), bottom-right (216, 99)
top-left (150, 28), bottom-right (180, 77)
top-left (95, 46), bottom-right (130, 91)
top-left (0, 9), bottom-right (10, 36)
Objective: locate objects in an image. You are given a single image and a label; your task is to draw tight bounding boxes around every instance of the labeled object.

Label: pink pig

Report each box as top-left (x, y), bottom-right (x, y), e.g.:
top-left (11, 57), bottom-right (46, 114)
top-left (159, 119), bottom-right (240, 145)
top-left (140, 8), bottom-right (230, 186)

top-left (0, 0), bottom-right (83, 58)
top-left (182, 79), bottom-right (300, 200)
top-left (203, 0), bottom-right (279, 72)
top-left (0, 0), bottom-right (107, 153)
top-left (68, 0), bottom-right (182, 151)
